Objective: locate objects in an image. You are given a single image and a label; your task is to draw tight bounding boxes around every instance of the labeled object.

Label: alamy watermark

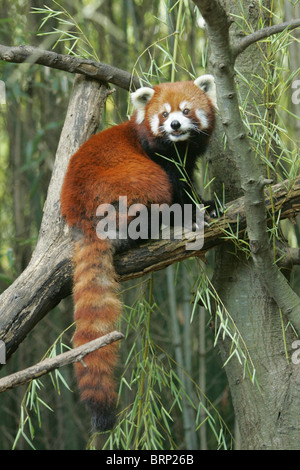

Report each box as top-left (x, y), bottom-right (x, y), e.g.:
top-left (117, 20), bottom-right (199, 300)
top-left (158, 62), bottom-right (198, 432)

top-left (95, 196), bottom-right (205, 251)
top-left (0, 340), bottom-right (6, 364)
top-left (0, 80), bottom-right (6, 105)
top-left (292, 80), bottom-right (300, 105)
top-left (292, 340), bottom-right (300, 365)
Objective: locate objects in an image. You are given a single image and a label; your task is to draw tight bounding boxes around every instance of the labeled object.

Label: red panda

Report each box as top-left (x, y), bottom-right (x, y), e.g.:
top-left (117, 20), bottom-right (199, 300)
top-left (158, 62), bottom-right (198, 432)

top-left (60, 75), bottom-right (217, 431)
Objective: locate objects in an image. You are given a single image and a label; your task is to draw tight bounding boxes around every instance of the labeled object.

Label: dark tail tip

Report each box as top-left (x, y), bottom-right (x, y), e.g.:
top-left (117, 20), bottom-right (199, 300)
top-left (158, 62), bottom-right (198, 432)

top-left (86, 400), bottom-right (117, 432)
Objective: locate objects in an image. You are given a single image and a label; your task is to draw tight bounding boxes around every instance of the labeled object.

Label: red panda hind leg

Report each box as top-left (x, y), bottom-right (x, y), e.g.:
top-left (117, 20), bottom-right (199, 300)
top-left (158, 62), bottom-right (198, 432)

top-left (72, 236), bottom-right (121, 432)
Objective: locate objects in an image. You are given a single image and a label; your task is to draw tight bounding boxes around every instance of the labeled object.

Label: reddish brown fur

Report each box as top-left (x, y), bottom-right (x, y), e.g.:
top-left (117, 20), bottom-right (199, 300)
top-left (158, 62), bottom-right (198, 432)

top-left (60, 79), bottom-right (215, 431)
top-left (61, 120), bottom-right (172, 239)
top-left (61, 117), bottom-right (173, 431)
top-left (71, 237), bottom-right (122, 430)
top-left (134, 80), bottom-right (215, 152)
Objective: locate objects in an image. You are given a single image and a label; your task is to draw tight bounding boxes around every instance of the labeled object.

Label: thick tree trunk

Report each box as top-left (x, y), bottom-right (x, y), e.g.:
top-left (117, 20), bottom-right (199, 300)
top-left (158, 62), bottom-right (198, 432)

top-left (207, 0), bottom-right (300, 450)
top-left (214, 249), bottom-right (300, 449)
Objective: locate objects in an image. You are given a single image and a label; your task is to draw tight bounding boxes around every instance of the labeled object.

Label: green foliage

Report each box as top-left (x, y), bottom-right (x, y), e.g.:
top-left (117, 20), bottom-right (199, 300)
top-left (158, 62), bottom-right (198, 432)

top-left (32, 1), bottom-right (100, 60)
top-left (11, 323), bottom-right (74, 450)
top-left (97, 273), bottom-right (232, 450)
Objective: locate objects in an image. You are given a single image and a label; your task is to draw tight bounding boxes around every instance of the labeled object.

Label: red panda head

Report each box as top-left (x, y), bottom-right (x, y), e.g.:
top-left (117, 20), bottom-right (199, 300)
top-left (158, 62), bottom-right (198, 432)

top-left (130, 75), bottom-right (217, 144)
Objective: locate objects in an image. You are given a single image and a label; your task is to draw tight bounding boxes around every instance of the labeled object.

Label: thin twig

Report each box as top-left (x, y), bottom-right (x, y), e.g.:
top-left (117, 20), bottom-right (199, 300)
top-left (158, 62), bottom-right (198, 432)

top-left (0, 331), bottom-right (124, 392)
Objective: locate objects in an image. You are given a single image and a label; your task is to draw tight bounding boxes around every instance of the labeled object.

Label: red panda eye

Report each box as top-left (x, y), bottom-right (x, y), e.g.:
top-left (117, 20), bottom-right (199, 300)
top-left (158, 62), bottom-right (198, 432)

top-left (183, 108), bottom-right (190, 115)
top-left (162, 111), bottom-right (169, 118)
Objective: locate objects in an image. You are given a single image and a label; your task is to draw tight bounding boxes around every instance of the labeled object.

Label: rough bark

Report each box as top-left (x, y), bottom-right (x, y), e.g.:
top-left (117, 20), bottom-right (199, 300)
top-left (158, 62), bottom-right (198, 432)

top-left (285, 2), bottom-right (300, 136)
top-left (193, 0), bottom-right (300, 330)
top-left (214, 250), bottom-right (300, 450)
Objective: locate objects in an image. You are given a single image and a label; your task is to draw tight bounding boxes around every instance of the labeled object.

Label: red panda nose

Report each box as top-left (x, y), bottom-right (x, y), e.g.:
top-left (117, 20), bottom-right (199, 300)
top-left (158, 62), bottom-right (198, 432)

top-left (170, 120), bottom-right (181, 130)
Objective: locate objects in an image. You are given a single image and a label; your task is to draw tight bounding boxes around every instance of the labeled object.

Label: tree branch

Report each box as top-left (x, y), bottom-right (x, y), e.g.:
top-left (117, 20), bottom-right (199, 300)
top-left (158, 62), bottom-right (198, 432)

top-left (277, 243), bottom-right (300, 270)
top-left (0, 44), bottom-right (140, 91)
top-left (0, 331), bottom-right (124, 392)
top-left (1, 174), bottom-right (300, 362)
top-left (192, 0), bottom-right (300, 334)
top-left (232, 19), bottom-right (300, 59)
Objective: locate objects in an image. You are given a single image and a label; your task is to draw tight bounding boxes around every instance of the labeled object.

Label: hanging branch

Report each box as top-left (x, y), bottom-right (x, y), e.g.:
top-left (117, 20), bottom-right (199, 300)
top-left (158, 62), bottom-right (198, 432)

top-left (192, 0), bottom-right (300, 333)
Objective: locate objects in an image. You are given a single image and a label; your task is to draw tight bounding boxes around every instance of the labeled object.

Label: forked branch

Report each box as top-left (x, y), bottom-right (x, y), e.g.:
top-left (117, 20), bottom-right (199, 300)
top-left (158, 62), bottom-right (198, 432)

top-left (1, 173), bottom-right (300, 363)
top-left (1, 12), bottom-right (299, 91)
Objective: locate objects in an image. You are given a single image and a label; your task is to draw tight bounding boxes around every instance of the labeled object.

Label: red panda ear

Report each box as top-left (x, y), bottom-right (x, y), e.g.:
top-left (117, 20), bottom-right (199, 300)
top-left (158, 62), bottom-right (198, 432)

top-left (130, 87), bottom-right (155, 124)
top-left (130, 87), bottom-right (155, 110)
top-left (194, 74), bottom-right (218, 109)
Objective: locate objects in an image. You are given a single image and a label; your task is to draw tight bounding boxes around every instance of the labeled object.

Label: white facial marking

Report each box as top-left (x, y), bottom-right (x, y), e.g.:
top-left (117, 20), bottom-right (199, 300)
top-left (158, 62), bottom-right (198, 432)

top-left (179, 100), bottom-right (192, 111)
top-left (164, 103), bottom-right (171, 113)
top-left (150, 114), bottom-right (160, 135)
top-left (196, 109), bottom-right (209, 129)
top-left (169, 133), bottom-right (189, 142)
